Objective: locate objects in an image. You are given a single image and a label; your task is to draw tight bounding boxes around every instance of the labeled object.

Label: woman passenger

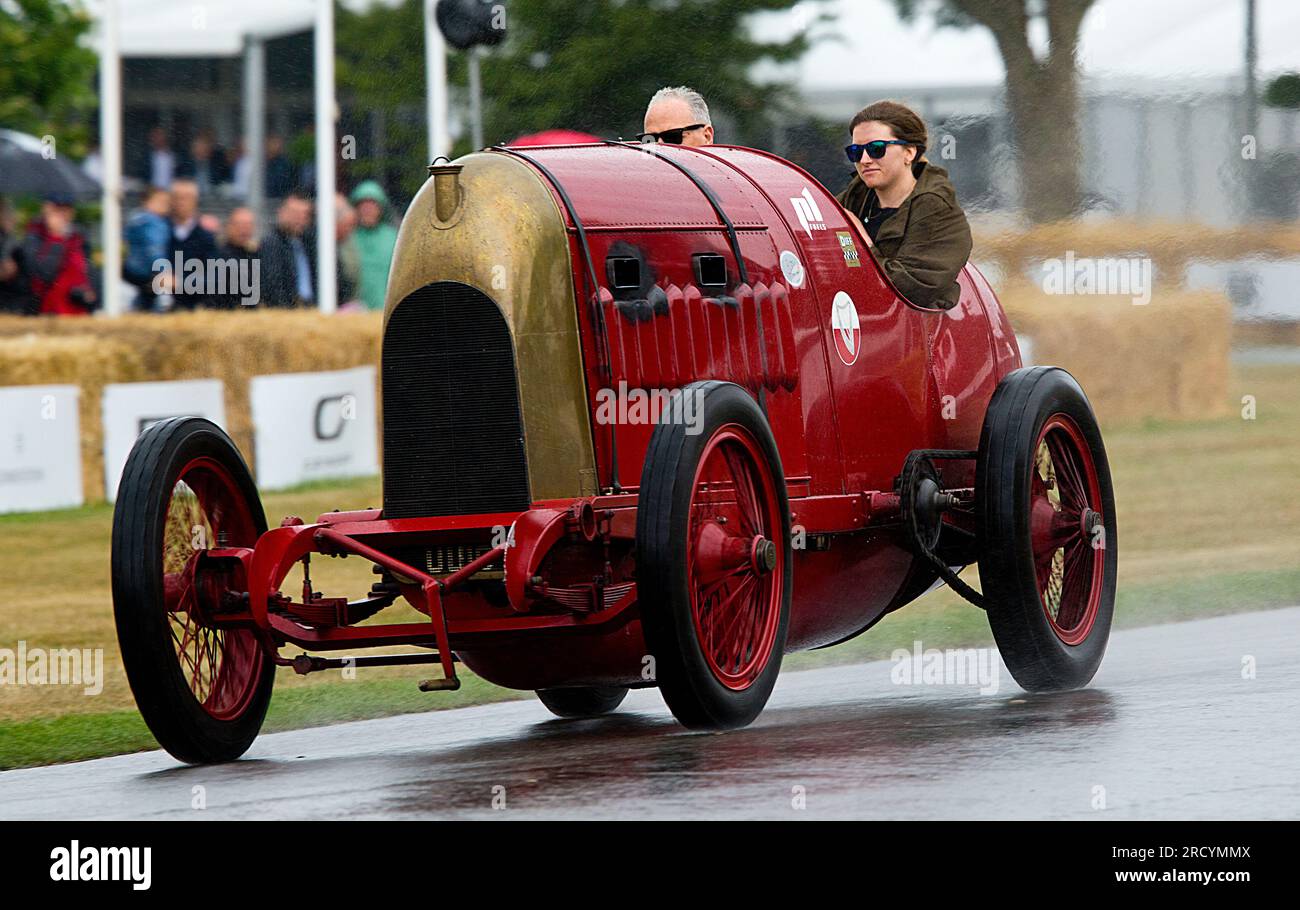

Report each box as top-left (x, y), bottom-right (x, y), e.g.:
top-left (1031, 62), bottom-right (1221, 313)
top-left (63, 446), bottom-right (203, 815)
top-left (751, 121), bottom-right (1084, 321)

top-left (837, 100), bottom-right (972, 310)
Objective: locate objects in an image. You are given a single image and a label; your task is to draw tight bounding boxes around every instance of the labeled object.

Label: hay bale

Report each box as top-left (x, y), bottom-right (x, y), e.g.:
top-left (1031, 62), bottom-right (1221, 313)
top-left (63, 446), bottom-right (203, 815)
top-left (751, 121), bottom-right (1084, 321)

top-left (974, 219), bottom-right (1300, 288)
top-left (997, 284), bottom-right (1232, 423)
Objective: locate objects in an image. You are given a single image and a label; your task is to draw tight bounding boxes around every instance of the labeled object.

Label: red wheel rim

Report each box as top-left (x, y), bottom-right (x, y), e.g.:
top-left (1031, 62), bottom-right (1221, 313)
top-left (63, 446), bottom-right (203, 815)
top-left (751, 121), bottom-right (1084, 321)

top-left (1029, 414), bottom-right (1105, 646)
top-left (162, 457), bottom-right (264, 721)
top-left (685, 425), bottom-right (784, 690)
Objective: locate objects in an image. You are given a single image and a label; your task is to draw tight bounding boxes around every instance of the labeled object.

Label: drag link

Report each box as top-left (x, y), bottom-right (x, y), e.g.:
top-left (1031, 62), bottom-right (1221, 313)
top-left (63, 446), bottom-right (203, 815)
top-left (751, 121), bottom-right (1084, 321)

top-left (291, 652), bottom-right (460, 675)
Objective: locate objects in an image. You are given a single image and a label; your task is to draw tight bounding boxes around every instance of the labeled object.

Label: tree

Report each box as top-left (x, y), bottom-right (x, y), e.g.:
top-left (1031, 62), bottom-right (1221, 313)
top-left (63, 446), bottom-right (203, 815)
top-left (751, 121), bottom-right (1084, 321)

top-left (337, 0), bottom-right (429, 198)
top-left (477, 0), bottom-right (829, 146)
top-left (0, 0), bottom-right (97, 152)
top-left (1263, 72), bottom-right (1300, 109)
top-left (337, 0), bottom-right (829, 198)
top-left (894, 0), bottom-right (1096, 223)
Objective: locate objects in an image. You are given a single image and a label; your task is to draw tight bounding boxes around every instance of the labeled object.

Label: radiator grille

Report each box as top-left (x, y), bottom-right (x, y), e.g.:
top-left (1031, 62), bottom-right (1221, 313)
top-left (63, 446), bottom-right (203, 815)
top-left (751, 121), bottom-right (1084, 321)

top-left (382, 281), bottom-right (530, 518)
top-left (388, 544), bottom-right (505, 578)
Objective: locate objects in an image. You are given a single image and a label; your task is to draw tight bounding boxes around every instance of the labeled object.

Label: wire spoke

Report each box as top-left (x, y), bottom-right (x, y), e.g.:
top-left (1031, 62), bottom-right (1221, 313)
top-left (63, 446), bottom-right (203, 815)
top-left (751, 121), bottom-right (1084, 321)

top-left (1057, 542), bottom-right (1093, 629)
top-left (696, 562), bottom-right (750, 605)
top-left (705, 573), bottom-right (758, 636)
top-left (1047, 433), bottom-right (1088, 513)
top-left (721, 444), bottom-right (760, 536)
top-left (714, 575), bottom-right (762, 657)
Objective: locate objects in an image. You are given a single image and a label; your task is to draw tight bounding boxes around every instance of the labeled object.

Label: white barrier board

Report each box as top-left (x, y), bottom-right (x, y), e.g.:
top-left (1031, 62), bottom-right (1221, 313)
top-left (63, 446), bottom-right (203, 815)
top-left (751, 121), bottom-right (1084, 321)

top-left (102, 379), bottom-right (227, 502)
top-left (249, 366), bottom-right (379, 490)
top-left (0, 385), bottom-right (83, 514)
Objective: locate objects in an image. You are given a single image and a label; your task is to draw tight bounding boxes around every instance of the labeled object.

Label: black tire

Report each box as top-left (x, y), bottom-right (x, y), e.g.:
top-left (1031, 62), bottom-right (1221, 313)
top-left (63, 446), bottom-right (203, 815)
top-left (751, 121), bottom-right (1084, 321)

top-left (111, 417), bottom-right (274, 764)
top-left (977, 367), bottom-right (1118, 692)
top-left (637, 381), bottom-right (792, 729)
top-left (535, 686), bottom-right (629, 718)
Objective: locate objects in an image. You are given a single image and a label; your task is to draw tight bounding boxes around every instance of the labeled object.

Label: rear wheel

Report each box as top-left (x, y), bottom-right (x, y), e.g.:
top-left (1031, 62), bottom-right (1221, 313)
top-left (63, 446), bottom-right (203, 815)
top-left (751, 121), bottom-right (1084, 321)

top-left (112, 417), bottom-right (274, 764)
top-left (637, 382), bottom-right (792, 729)
top-left (535, 686), bottom-right (628, 718)
top-left (977, 368), bottom-right (1117, 691)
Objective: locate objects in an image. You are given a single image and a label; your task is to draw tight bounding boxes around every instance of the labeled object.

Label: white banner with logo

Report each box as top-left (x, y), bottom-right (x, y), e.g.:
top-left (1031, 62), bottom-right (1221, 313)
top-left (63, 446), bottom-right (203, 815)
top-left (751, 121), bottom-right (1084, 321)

top-left (249, 366), bottom-right (379, 490)
top-left (0, 385), bottom-right (83, 514)
top-left (102, 379), bottom-right (227, 502)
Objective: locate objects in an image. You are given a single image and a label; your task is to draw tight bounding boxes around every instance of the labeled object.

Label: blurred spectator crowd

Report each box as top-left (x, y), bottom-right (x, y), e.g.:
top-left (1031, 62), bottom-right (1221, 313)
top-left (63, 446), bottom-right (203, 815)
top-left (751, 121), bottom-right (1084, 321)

top-left (127, 127), bottom-right (302, 202)
top-left (1, 125), bottom-right (399, 316)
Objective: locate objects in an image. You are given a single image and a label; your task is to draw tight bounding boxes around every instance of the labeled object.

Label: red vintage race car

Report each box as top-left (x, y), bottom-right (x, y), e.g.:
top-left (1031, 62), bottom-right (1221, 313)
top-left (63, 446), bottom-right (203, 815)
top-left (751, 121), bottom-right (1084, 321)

top-left (112, 141), bottom-right (1117, 763)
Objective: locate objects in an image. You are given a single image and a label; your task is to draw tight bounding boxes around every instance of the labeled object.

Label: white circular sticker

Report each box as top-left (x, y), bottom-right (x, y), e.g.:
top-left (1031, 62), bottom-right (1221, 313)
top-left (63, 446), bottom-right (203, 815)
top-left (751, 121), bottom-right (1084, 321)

top-left (779, 250), bottom-right (805, 289)
top-left (831, 291), bottom-right (861, 366)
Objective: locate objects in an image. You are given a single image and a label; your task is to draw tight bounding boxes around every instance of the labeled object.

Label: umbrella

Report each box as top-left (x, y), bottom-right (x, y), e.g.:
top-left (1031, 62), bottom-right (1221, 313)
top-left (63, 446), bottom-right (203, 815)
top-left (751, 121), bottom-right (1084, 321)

top-left (0, 128), bottom-right (101, 199)
top-left (507, 129), bottom-right (603, 147)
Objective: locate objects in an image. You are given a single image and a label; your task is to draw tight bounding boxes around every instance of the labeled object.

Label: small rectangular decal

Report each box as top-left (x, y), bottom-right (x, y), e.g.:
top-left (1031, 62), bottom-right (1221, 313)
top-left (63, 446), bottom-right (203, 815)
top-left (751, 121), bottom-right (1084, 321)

top-left (837, 231), bottom-right (861, 268)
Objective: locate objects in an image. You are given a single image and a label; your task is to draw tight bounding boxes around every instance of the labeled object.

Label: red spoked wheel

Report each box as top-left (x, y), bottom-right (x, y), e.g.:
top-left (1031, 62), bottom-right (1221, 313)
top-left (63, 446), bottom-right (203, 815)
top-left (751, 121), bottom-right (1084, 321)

top-left (638, 382), bottom-right (792, 729)
top-left (686, 426), bottom-right (786, 691)
top-left (978, 368), bottom-right (1117, 692)
top-left (1031, 415), bottom-right (1105, 646)
top-left (161, 458), bottom-right (267, 720)
top-left (113, 418), bottom-right (274, 763)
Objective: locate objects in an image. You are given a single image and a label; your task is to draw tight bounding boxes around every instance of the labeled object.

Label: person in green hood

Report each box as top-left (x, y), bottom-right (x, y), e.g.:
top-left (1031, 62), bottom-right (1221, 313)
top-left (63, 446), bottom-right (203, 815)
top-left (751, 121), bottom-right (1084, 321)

top-left (349, 180), bottom-right (399, 311)
top-left (837, 100), bottom-right (972, 311)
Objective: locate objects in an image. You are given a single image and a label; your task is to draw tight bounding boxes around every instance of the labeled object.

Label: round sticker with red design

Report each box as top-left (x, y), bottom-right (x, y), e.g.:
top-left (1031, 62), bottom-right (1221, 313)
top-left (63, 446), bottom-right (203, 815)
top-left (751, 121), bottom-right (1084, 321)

top-left (831, 291), bottom-right (861, 366)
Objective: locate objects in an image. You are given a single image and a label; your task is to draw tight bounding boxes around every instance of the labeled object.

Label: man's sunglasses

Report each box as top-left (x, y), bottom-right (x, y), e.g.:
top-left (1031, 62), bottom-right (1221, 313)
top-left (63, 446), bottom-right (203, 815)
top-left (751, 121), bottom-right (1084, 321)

top-left (845, 140), bottom-right (914, 163)
top-left (637, 124), bottom-right (708, 145)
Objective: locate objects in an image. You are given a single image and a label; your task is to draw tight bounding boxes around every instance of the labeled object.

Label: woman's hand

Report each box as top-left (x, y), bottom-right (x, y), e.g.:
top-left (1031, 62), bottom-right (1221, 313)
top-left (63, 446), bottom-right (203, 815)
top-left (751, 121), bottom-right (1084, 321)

top-left (846, 209), bottom-right (873, 248)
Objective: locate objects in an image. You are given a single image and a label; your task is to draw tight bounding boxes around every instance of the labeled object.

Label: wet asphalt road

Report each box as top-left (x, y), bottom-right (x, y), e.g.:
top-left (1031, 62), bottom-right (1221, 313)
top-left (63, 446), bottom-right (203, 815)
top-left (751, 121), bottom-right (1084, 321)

top-left (2, 607), bottom-right (1296, 820)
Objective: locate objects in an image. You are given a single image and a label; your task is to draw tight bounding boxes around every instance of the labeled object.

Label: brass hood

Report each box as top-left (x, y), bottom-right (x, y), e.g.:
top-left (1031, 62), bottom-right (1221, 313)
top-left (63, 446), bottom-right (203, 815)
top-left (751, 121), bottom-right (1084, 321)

top-left (384, 152), bottom-right (599, 501)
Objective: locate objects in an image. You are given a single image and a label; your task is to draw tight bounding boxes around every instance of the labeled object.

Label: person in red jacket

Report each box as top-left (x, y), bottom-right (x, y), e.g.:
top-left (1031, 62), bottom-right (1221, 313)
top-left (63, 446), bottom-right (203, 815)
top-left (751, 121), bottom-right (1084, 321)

top-left (23, 193), bottom-right (95, 316)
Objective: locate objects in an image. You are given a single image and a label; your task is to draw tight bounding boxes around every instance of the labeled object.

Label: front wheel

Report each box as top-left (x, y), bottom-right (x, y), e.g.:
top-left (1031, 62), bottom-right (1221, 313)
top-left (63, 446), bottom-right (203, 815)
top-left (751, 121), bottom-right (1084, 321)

top-left (637, 382), bottom-right (792, 729)
top-left (111, 417), bottom-right (274, 764)
top-left (977, 367), bottom-right (1117, 691)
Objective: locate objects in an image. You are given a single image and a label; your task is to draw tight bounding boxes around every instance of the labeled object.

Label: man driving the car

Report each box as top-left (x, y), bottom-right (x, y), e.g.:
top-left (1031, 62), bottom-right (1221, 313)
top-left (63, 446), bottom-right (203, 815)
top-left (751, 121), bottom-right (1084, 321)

top-left (640, 86), bottom-right (715, 147)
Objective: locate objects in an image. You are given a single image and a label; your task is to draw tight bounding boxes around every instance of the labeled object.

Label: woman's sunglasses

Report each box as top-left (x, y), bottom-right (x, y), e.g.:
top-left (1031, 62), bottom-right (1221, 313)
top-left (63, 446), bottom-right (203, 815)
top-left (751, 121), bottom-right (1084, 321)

top-left (637, 124), bottom-right (708, 145)
top-left (845, 140), bottom-right (913, 163)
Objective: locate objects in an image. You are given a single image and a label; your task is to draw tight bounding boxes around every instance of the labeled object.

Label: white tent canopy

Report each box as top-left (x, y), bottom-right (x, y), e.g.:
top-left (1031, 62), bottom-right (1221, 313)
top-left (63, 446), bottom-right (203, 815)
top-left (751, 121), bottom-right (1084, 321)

top-left (98, 1), bottom-right (316, 56)
top-left (89, 0), bottom-right (446, 317)
top-left (85, 0), bottom-right (362, 58)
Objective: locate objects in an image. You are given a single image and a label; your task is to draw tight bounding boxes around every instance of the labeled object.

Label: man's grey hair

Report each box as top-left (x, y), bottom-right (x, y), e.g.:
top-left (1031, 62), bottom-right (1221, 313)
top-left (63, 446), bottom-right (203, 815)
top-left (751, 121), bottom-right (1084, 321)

top-left (647, 86), bottom-right (712, 125)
